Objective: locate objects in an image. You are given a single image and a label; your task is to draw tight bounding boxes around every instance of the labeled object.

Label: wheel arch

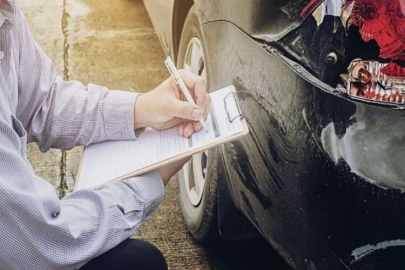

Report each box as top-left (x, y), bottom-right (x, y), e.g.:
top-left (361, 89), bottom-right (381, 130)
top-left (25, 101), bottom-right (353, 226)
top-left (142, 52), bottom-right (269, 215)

top-left (217, 146), bottom-right (262, 240)
top-left (173, 2), bottom-right (260, 240)
top-left (172, 0), bottom-right (194, 64)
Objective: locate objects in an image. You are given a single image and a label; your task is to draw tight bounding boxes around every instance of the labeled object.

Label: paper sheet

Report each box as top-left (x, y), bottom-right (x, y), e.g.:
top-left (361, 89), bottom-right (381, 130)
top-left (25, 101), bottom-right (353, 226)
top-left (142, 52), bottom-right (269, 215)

top-left (76, 86), bottom-right (244, 190)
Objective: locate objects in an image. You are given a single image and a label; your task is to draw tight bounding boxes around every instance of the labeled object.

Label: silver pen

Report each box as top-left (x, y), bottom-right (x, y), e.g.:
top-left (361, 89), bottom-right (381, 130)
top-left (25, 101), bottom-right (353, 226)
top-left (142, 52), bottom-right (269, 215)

top-left (165, 56), bottom-right (209, 132)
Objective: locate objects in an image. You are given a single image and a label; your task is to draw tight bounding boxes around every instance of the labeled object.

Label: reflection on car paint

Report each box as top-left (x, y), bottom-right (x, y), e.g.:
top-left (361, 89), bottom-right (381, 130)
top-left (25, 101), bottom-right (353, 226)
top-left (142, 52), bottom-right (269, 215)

top-left (321, 103), bottom-right (405, 190)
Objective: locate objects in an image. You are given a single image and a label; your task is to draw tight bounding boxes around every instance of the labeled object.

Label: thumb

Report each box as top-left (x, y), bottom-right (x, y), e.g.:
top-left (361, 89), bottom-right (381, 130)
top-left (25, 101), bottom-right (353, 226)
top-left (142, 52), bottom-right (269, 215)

top-left (169, 99), bottom-right (202, 121)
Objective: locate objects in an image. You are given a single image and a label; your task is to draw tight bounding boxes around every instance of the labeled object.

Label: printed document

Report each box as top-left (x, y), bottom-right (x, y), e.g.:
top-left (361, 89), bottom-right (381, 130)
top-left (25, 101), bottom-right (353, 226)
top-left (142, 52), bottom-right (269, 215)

top-left (76, 86), bottom-right (244, 190)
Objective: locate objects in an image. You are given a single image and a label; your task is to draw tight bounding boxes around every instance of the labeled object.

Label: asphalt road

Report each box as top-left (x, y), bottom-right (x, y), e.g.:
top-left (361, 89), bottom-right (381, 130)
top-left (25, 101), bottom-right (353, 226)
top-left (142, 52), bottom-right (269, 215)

top-left (21, 0), bottom-right (291, 269)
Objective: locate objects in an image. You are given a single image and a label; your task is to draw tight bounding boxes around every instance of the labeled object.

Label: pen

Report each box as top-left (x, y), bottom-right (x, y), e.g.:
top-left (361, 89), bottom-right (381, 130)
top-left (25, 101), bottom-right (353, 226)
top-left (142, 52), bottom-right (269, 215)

top-left (165, 56), bottom-right (209, 133)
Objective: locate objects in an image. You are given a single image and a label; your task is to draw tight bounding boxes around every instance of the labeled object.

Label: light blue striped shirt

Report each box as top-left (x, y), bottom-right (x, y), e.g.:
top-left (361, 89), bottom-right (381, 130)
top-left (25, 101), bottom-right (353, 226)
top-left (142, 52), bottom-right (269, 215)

top-left (0, 1), bottom-right (165, 269)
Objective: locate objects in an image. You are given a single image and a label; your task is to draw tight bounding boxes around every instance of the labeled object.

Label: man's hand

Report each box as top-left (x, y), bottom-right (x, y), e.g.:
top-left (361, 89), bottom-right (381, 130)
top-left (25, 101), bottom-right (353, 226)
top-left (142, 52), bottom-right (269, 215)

top-left (134, 70), bottom-right (210, 137)
top-left (133, 70), bottom-right (209, 184)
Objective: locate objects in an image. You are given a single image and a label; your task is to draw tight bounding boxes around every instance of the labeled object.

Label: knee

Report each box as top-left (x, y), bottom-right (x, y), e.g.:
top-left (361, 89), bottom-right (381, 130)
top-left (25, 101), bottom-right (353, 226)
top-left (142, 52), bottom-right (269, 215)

top-left (129, 239), bottom-right (168, 270)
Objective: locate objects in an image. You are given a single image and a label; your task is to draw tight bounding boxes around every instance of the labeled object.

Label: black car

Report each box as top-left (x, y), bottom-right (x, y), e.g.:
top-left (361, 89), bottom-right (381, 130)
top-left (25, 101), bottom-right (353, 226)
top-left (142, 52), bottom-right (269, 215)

top-left (143, 0), bottom-right (405, 269)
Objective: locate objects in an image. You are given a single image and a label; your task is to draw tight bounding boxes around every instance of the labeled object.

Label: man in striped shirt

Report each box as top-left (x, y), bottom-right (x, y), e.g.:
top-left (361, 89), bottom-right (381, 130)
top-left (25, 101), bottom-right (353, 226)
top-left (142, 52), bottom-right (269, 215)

top-left (0, 0), bottom-right (209, 269)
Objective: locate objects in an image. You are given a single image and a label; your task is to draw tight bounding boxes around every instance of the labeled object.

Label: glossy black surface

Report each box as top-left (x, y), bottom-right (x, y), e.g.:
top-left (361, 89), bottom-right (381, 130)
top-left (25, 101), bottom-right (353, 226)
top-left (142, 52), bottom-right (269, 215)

top-left (201, 20), bottom-right (405, 270)
top-left (144, 1), bottom-right (405, 269)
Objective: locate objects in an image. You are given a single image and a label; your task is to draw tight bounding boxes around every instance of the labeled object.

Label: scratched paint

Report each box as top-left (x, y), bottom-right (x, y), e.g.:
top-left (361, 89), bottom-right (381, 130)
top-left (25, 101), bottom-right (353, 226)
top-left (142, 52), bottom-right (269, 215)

top-left (351, 239), bottom-right (405, 263)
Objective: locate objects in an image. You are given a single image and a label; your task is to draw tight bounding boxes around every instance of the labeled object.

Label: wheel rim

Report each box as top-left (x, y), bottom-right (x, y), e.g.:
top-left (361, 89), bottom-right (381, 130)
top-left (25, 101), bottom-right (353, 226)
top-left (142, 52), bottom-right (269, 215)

top-left (181, 37), bottom-right (208, 206)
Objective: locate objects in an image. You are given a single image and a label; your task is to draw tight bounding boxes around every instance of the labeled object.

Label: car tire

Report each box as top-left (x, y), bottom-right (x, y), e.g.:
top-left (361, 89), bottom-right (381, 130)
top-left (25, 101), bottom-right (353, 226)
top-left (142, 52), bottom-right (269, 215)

top-left (176, 5), bottom-right (220, 243)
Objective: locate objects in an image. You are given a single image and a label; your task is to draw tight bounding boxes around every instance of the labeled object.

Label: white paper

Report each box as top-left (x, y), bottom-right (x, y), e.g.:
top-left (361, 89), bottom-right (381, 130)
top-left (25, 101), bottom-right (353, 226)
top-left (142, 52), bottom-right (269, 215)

top-left (76, 86), bottom-right (244, 190)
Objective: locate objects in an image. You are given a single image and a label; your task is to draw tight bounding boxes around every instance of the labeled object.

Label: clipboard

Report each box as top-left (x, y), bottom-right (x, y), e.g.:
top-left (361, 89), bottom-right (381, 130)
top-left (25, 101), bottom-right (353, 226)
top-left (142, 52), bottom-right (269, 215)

top-left (75, 85), bottom-right (249, 191)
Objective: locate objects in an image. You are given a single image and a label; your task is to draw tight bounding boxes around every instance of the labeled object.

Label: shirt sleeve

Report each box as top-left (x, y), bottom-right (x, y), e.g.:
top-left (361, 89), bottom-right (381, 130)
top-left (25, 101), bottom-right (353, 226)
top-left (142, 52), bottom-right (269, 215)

top-left (15, 3), bottom-right (138, 152)
top-left (0, 114), bottom-right (165, 269)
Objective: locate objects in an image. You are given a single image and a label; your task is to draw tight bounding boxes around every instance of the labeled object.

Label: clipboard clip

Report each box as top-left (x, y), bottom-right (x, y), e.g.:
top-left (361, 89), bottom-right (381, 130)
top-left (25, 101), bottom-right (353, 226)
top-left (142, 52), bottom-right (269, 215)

top-left (224, 92), bottom-right (244, 122)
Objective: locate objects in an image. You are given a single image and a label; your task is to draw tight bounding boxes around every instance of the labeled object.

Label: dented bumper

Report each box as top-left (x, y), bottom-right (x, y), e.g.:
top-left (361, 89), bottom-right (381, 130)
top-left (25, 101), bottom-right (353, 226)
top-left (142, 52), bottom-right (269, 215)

top-left (202, 19), bottom-right (405, 270)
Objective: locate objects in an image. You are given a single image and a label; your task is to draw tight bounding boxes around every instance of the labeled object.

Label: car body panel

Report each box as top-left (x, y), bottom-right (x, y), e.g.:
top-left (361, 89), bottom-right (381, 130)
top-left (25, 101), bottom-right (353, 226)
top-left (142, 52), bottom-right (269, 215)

top-left (143, 0), bottom-right (405, 269)
top-left (195, 0), bottom-right (312, 41)
top-left (202, 20), bottom-right (350, 269)
top-left (202, 20), bottom-right (405, 269)
top-left (143, 0), bottom-right (175, 57)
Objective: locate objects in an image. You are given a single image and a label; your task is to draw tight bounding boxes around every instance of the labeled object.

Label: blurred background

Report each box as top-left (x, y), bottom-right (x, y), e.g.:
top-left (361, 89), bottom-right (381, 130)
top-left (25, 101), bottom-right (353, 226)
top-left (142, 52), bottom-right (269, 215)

top-left (21, 0), bottom-right (288, 269)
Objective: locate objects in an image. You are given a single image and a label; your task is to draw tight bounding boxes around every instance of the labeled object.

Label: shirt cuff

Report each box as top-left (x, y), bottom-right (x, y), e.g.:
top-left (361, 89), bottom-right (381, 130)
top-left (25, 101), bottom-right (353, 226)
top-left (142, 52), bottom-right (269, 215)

top-left (123, 170), bottom-right (165, 220)
top-left (103, 89), bottom-right (139, 141)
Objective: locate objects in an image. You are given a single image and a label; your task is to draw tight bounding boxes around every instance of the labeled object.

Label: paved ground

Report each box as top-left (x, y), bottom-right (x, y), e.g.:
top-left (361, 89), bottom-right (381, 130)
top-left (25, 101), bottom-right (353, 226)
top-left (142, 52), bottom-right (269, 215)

top-left (21, 0), bottom-right (290, 269)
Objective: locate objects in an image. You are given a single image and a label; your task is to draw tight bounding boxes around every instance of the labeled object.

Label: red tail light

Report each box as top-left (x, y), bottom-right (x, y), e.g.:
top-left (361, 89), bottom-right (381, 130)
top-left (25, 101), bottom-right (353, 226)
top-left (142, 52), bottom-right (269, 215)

top-left (346, 0), bottom-right (405, 60)
top-left (342, 0), bottom-right (405, 105)
top-left (298, 0), bottom-right (405, 105)
top-left (348, 60), bottom-right (405, 104)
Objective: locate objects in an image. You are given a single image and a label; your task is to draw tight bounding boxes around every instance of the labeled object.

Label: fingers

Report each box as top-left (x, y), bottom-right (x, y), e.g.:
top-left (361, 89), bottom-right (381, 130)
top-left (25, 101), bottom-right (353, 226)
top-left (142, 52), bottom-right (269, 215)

top-left (177, 124), bottom-right (185, 136)
top-left (178, 70), bottom-right (208, 109)
top-left (184, 122), bottom-right (195, 137)
top-left (178, 121), bottom-right (197, 137)
top-left (177, 119), bottom-right (201, 138)
top-left (164, 70), bottom-right (209, 138)
top-left (169, 98), bottom-right (202, 121)
top-left (192, 121), bottom-right (202, 132)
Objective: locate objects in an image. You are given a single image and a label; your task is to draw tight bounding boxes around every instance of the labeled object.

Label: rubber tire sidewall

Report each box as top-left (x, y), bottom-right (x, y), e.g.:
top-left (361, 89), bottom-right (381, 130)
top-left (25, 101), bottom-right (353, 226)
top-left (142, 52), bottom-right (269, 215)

top-left (176, 5), bottom-right (219, 243)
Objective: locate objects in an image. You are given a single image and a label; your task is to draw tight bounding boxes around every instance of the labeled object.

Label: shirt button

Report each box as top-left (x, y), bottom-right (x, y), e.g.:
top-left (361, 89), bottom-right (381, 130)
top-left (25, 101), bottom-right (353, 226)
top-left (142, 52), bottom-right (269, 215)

top-left (0, 51), bottom-right (4, 60)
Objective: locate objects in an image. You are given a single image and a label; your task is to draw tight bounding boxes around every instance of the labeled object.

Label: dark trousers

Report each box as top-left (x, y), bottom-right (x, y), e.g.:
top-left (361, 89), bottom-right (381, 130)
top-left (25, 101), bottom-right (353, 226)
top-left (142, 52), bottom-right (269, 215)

top-left (81, 239), bottom-right (168, 270)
